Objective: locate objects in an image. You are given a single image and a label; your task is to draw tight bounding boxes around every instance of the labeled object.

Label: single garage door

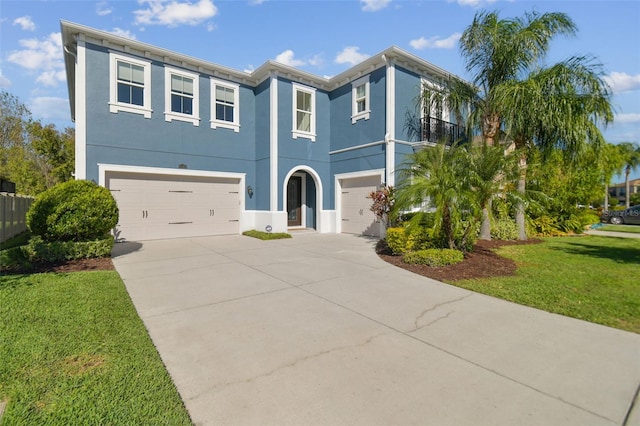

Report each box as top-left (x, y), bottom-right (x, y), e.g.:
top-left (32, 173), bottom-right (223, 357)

top-left (106, 172), bottom-right (240, 241)
top-left (340, 175), bottom-right (381, 237)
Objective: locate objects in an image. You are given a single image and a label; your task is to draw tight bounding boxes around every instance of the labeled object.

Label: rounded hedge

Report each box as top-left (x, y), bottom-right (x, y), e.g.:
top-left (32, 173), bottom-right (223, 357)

top-left (27, 180), bottom-right (119, 242)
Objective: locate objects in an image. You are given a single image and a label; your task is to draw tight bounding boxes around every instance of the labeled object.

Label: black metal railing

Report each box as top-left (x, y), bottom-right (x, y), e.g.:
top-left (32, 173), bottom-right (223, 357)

top-left (421, 116), bottom-right (464, 145)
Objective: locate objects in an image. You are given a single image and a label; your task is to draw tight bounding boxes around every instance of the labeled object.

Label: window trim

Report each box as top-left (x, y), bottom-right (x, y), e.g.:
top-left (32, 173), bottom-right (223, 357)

top-left (210, 78), bottom-right (240, 132)
top-left (351, 75), bottom-right (370, 124)
top-left (109, 52), bottom-right (152, 118)
top-left (164, 66), bottom-right (200, 126)
top-left (292, 83), bottom-right (316, 142)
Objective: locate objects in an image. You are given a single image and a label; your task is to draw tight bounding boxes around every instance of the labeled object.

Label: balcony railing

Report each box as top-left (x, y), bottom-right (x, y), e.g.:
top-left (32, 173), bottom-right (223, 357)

top-left (421, 116), bottom-right (464, 145)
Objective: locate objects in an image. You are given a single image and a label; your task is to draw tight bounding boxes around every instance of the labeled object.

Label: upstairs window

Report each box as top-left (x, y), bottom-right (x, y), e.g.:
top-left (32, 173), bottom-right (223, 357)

top-left (164, 67), bottom-right (200, 126)
top-left (210, 78), bottom-right (240, 132)
top-left (292, 83), bottom-right (316, 141)
top-left (351, 75), bottom-right (370, 123)
top-left (109, 53), bottom-right (152, 118)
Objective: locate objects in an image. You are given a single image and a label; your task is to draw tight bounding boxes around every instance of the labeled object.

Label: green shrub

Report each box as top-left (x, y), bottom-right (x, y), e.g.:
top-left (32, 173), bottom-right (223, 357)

top-left (529, 215), bottom-right (564, 237)
top-left (27, 235), bottom-right (114, 262)
top-left (0, 246), bottom-right (32, 271)
top-left (385, 226), bottom-right (433, 255)
top-left (27, 180), bottom-right (118, 242)
top-left (490, 218), bottom-right (519, 241)
top-left (576, 209), bottom-right (601, 229)
top-left (403, 248), bottom-right (464, 267)
top-left (242, 230), bottom-right (292, 240)
top-left (385, 227), bottom-right (407, 255)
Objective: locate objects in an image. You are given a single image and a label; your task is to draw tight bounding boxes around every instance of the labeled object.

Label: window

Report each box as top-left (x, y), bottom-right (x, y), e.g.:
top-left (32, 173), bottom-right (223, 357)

top-left (292, 83), bottom-right (316, 141)
top-left (164, 67), bottom-right (200, 126)
top-left (351, 75), bottom-right (370, 123)
top-left (109, 53), bottom-right (152, 117)
top-left (210, 78), bottom-right (240, 132)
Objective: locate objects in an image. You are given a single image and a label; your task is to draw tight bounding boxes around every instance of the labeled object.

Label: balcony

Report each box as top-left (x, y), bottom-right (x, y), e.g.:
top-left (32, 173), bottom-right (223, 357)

top-left (421, 116), bottom-right (465, 145)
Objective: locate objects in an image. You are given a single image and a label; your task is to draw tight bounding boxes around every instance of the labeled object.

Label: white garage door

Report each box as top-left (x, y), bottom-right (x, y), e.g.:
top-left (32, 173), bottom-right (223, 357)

top-left (106, 172), bottom-right (240, 241)
top-left (340, 175), bottom-right (381, 237)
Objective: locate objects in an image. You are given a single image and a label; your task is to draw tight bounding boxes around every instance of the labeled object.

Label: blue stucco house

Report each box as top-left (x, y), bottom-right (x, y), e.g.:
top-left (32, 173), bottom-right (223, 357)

top-left (61, 20), bottom-right (462, 241)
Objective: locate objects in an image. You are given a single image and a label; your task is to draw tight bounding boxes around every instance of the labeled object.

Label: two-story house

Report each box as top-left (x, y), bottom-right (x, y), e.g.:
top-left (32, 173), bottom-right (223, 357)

top-left (61, 20), bottom-right (463, 241)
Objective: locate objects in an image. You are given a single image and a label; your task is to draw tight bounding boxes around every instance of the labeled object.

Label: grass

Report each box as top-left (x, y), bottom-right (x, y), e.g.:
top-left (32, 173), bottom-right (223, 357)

top-left (449, 236), bottom-right (640, 333)
top-left (243, 229), bottom-right (292, 240)
top-left (0, 271), bottom-right (192, 425)
top-left (599, 224), bottom-right (640, 234)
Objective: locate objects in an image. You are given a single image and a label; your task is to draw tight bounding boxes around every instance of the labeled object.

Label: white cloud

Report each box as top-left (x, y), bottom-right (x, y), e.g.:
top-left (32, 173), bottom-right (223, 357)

top-left (206, 23), bottom-right (216, 32)
top-left (615, 113), bottom-right (640, 124)
top-left (308, 54), bottom-right (324, 67)
top-left (8, 33), bottom-right (64, 89)
top-left (0, 70), bottom-right (11, 88)
top-left (249, 0), bottom-right (265, 4)
top-left (30, 97), bottom-right (70, 122)
top-left (274, 50), bottom-right (306, 67)
top-left (604, 72), bottom-right (640, 94)
top-left (13, 16), bottom-right (36, 31)
top-left (448, 0), bottom-right (497, 7)
top-left (244, 65), bottom-right (255, 74)
top-left (361, 0), bottom-right (391, 12)
top-left (134, 0), bottom-right (218, 27)
top-left (109, 27), bottom-right (137, 39)
top-left (410, 32), bottom-right (461, 50)
top-left (96, 1), bottom-right (112, 16)
top-left (335, 46), bottom-right (370, 66)
top-left (36, 70), bottom-right (66, 87)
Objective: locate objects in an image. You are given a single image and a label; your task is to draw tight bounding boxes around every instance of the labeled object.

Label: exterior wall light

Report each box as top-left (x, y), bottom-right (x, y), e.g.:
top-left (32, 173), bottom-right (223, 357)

top-left (247, 185), bottom-right (254, 198)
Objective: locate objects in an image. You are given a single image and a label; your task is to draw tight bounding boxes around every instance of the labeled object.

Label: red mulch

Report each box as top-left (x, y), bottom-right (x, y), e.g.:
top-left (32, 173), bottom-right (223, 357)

top-left (376, 238), bottom-right (542, 282)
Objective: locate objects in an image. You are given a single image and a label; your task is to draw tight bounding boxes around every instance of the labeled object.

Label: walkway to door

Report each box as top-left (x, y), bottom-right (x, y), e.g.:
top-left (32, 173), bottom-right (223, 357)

top-left (112, 233), bottom-right (640, 426)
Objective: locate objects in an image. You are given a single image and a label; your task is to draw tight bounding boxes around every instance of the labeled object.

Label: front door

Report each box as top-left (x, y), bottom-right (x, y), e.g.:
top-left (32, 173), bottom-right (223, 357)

top-left (287, 176), bottom-right (302, 227)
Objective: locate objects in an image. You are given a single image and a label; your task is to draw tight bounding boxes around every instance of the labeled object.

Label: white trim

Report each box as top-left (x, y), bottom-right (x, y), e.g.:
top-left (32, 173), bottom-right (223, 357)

top-left (269, 73), bottom-right (279, 211)
top-left (385, 59), bottom-right (396, 187)
top-left (351, 75), bottom-right (370, 123)
top-left (282, 165), bottom-right (324, 231)
top-left (74, 37), bottom-right (87, 180)
top-left (97, 163), bottom-right (246, 213)
top-left (164, 66), bottom-right (200, 126)
top-left (334, 169), bottom-right (385, 234)
top-left (210, 77), bottom-right (240, 132)
top-left (109, 52), bottom-right (152, 118)
top-left (291, 82), bottom-right (316, 142)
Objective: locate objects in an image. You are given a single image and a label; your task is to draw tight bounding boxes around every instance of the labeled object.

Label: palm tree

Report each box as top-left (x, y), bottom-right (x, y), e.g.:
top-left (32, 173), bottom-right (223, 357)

top-left (496, 56), bottom-right (613, 239)
top-left (618, 142), bottom-right (640, 208)
top-left (454, 10), bottom-right (613, 240)
top-left (394, 142), bottom-right (475, 250)
top-left (458, 10), bottom-right (578, 147)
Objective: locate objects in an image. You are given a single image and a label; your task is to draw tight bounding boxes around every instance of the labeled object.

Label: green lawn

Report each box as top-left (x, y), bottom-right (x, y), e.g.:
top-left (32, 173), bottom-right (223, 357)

top-left (599, 224), bottom-right (640, 234)
top-left (449, 236), bottom-right (640, 333)
top-left (0, 271), bottom-right (192, 425)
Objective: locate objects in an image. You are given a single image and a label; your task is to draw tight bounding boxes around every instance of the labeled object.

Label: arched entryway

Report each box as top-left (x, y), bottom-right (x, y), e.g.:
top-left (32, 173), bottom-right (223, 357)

top-left (283, 166), bottom-right (323, 231)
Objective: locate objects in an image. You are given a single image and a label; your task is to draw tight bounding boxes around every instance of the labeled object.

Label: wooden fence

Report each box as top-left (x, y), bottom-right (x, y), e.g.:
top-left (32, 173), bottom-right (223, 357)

top-left (1, 193), bottom-right (34, 243)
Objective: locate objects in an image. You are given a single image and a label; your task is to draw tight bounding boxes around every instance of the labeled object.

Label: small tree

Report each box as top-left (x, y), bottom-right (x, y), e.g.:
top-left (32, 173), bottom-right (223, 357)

top-left (367, 185), bottom-right (395, 228)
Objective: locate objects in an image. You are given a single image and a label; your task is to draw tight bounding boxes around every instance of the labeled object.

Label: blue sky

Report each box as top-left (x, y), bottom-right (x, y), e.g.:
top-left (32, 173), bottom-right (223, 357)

top-left (1, 0), bottom-right (639, 180)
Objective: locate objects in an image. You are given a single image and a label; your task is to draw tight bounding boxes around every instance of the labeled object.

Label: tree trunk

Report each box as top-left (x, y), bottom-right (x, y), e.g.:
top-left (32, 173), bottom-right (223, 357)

top-left (482, 113), bottom-right (501, 147)
top-left (626, 167), bottom-right (631, 208)
top-left (516, 152), bottom-right (527, 241)
top-left (604, 183), bottom-right (609, 212)
top-left (479, 201), bottom-right (492, 240)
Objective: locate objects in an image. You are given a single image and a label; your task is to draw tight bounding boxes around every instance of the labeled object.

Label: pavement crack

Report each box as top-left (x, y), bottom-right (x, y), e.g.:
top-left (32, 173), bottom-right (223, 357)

top-left (410, 294), bottom-right (472, 332)
top-left (187, 332), bottom-right (388, 401)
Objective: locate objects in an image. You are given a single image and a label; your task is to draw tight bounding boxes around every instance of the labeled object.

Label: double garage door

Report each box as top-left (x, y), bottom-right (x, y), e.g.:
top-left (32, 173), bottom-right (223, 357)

top-left (106, 172), bottom-right (240, 241)
top-left (340, 175), bottom-right (381, 237)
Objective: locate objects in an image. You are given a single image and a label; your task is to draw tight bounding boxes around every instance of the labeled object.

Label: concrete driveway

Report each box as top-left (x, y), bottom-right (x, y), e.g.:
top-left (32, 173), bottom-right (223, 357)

top-left (112, 233), bottom-right (640, 426)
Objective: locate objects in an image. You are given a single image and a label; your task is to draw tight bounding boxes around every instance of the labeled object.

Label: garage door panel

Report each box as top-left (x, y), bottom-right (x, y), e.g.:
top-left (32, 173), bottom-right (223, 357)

top-left (341, 175), bottom-right (380, 237)
top-left (106, 171), bottom-right (241, 241)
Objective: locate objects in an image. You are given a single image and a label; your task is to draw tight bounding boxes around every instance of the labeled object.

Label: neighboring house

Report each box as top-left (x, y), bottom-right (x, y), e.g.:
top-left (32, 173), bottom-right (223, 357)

top-left (61, 21), bottom-right (463, 241)
top-left (609, 178), bottom-right (640, 205)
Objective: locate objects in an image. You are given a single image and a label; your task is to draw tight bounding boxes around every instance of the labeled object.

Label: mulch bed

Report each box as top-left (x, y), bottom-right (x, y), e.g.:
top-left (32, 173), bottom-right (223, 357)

top-left (376, 238), bottom-right (542, 282)
top-left (3, 257), bottom-right (115, 275)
